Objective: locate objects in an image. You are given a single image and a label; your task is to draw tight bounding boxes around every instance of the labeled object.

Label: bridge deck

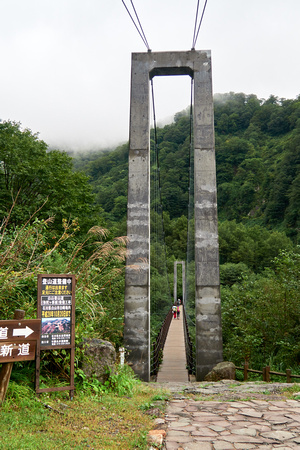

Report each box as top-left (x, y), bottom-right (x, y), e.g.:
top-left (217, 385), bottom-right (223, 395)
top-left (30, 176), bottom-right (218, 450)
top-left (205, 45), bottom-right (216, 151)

top-left (156, 306), bottom-right (189, 382)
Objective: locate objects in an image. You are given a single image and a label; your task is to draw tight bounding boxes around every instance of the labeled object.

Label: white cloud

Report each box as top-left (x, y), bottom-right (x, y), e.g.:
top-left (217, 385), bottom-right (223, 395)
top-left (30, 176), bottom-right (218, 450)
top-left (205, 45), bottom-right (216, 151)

top-left (1, 0), bottom-right (300, 150)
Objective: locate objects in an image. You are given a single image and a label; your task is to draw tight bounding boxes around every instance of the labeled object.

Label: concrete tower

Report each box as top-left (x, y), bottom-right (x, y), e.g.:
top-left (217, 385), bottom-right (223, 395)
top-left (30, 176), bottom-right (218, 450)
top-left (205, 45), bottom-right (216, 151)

top-left (124, 50), bottom-right (223, 381)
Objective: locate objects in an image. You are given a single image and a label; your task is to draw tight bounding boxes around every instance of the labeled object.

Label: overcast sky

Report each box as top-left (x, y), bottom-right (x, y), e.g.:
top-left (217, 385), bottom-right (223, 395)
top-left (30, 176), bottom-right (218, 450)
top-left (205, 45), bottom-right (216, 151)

top-left (1, 0), bottom-right (299, 151)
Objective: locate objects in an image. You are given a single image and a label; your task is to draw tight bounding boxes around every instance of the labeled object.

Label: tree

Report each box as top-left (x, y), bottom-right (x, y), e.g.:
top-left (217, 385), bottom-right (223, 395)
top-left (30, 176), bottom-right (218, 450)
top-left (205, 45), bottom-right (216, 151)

top-left (0, 121), bottom-right (95, 234)
top-left (219, 220), bottom-right (292, 271)
top-left (221, 247), bottom-right (300, 368)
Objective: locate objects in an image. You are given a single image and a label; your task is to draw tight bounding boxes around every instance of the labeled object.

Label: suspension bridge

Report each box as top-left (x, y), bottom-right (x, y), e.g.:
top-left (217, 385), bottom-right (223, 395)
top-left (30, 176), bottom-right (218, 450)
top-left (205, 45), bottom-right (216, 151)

top-left (122, 1), bottom-right (223, 382)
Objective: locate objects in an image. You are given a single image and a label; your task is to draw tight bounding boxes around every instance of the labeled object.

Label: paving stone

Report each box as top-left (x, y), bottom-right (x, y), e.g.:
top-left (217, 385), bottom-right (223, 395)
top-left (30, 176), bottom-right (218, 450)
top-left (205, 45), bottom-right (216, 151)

top-left (171, 426), bottom-right (197, 432)
top-left (271, 401), bottom-right (296, 407)
top-left (167, 430), bottom-right (190, 437)
top-left (167, 407), bottom-right (186, 414)
top-left (192, 415), bottom-right (224, 422)
top-left (222, 434), bottom-right (264, 444)
top-left (207, 421), bottom-right (231, 428)
top-left (220, 402), bottom-right (245, 408)
top-left (185, 405), bottom-right (199, 412)
top-left (208, 425), bottom-right (226, 432)
top-left (239, 409), bottom-right (264, 418)
top-left (247, 424), bottom-right (271, 432)
top-left (286, 400), bottom-right (300, 405)
top-left (165, 441), bottom-right (184, 449)
top-left (192, 412), bottom-right (221, 418)
top-left (261, 430), bottom-right (296, 441)
top-left (190, 427), bottom-right (218, 437)
top-left (284, 414), bottom-right (300, 422)
top-left (230, 427), bottom-right (257, 437)
top-left (226, 414), bottom-right (249, 421)
top-left (272, 447), bottom-right (298, 449)
top-left (234, 445), bottom-right (257, 449)
top-left (165, 435), bottom-right (192, 443)
top-left (193, 436), bottom-right (220, 441)
top-left (263, 414), bottom-right (293, 424)
top-left (152, 382), bottom-right (300, 450)
top-left (168, 420), bottom-right (191, 428)
top-left (249, 400), bottom-right (270, 406)
top-left (212, 442), bottom-right (235, 449)
top-left (184, 443), bottom-right (212, 450)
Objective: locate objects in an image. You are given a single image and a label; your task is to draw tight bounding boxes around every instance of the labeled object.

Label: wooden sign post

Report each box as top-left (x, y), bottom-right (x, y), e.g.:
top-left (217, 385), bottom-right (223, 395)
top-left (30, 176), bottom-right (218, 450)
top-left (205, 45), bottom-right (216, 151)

top-left (0, 310), bottom-right (41, 404)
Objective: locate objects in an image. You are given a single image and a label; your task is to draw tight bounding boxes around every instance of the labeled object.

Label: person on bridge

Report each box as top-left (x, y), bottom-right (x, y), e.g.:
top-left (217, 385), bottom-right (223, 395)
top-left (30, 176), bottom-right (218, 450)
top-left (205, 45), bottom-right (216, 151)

top-left (177, 304), bottom-right (180, 319)
top-left (172, 304), bottom-right (177, 319)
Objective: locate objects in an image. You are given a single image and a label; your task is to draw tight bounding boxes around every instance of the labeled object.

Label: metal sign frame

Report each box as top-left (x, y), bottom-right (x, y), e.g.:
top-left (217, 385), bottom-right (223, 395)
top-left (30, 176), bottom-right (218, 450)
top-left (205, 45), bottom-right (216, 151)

top-left (35, 274), bottom-right (76, 398)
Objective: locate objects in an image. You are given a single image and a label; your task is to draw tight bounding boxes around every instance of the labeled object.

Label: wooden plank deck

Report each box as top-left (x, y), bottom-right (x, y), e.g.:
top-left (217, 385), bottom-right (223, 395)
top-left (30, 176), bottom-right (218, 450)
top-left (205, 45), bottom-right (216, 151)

top-left (156, 306), bottom-right (189, 382)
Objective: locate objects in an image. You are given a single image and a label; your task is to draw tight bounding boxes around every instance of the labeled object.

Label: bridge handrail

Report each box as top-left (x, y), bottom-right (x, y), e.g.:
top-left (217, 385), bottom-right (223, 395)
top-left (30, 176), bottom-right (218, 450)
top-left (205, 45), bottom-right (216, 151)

top-left (182, 305), bottom-right (195, 375)
top-left (151, 307), bottom-right (173, 377)
top-left (236, 362), bottom-right (300, 383)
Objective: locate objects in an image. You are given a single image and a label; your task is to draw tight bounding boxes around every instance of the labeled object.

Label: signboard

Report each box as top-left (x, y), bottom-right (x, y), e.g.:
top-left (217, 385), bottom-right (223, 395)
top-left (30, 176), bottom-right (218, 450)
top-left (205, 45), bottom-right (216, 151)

top-left (0, 319), bottom-right (40, 363)
top-left (37, 275), bottom-right (75, 348)
top-left (36, 274), bottom-right (76, 398)
top-left (0, 341), bottom-right (37, 363)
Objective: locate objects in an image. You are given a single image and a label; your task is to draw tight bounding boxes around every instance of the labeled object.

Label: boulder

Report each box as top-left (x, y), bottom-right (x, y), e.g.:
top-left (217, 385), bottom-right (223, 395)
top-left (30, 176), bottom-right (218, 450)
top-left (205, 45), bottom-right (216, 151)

top-left (204, 361), bottom-right (236, 381)
top-left (80, 338), bottom-right (116, 383)
top-left (147, 430), bottom-right (166, 446)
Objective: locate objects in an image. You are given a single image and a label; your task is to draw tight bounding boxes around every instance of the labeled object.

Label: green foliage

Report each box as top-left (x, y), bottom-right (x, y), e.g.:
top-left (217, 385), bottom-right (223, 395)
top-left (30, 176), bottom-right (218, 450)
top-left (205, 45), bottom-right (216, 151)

top-left (75, 364), bottom-right (139, 397)
top-left (222, 247), bottom-right (300, 369)
top-left (1, 378), bottom-right (161, 450)
top-left (73, 92), bottom-right (300, 243)
top-left (2, 90), bottom-right (300, 378)
top-left (219, 220), bottom-right (292, 271)
top-left (220, 262), bottom-right (250, 286)
top-left (0, 120), bottom-right (97, 235)
top-left (0, 210), bottom-right (127, 383)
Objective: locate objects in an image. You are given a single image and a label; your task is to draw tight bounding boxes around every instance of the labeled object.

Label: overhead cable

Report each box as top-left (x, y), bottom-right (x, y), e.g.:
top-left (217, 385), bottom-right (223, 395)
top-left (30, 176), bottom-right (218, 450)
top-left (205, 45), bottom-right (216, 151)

top-left (192, 0), bottom-right (208, 50)
top-left (150, 78), bottom-right (172, 305)
top-left (121, 0), bottom-right (151, 51)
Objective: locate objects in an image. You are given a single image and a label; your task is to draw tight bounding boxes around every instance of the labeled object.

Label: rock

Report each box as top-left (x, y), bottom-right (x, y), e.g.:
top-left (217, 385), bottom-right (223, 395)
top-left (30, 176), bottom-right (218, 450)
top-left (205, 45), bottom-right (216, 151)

top-left (144, 407), bottom-right (161, 417)
top-left (204, 361), bottom-right (236, 381)
top-left (80, 338), bottom-right (116, 383)
top-left (147, 429), bottom-right (166, 446)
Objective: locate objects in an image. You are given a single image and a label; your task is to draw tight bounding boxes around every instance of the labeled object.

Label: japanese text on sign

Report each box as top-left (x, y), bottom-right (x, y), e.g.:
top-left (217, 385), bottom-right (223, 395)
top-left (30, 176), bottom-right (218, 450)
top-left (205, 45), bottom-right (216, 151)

top-left (39, 276), bottom-right (74, 347)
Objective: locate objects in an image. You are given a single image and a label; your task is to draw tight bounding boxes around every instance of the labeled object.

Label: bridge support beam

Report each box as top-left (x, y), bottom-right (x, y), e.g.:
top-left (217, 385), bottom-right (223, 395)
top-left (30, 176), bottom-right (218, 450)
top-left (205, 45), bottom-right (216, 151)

top-left (124, 50), bottom-right (223, 382)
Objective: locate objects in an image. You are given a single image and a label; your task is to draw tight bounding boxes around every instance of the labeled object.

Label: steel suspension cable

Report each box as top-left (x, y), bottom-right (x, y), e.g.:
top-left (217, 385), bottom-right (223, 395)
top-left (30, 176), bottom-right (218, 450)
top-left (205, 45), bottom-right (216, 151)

top-left (192, 0), bottom-right (208, 50)
top-left (150, 82), bottom-right (159, 318)
top-left (185, 78), bottom-right (196, 327)
top-left (150, 78), bottom-right (172, 306)
top-left (121, 0), bottom-right (151, 51)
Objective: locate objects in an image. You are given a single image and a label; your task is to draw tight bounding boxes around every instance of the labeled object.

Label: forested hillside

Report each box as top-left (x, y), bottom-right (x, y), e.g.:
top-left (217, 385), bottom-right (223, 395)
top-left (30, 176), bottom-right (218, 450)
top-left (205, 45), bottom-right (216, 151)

top-left (77, 92), bottom-right (300, 242)
top-left (1, 92), bottom-right (299, 375)
top-left (73, 92), bottom-right (300, 371)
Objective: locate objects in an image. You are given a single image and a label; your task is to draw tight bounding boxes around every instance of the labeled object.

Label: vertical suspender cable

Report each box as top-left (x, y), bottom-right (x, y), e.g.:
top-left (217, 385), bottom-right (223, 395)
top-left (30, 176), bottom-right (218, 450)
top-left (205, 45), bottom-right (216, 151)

top-left (186, 77), bottom-right (196, 326)
top-left (150, 79), bottom-right (172, 308)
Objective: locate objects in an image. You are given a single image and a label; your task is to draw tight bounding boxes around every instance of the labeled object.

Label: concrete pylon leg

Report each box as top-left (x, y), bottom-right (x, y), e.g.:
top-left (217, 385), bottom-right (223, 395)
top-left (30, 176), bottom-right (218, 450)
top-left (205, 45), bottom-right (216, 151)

top-left (124, 55), bottom-right (151, 381)
top-left (194, 54), bottom-right (223, 380)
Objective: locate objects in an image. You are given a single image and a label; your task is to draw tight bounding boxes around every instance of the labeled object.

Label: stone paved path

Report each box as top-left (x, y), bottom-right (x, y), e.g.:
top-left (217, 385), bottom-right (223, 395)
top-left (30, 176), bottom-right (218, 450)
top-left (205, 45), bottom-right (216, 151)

top-left (151, 381), bottom-right (300, 449)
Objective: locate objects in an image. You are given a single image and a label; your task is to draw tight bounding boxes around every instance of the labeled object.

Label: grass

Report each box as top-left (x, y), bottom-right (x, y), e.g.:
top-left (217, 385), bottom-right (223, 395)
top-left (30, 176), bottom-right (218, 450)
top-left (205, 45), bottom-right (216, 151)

top-left (282, 384), bottom-right (300, 400)
top-left (0, 378), bottom-right (169, 450)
